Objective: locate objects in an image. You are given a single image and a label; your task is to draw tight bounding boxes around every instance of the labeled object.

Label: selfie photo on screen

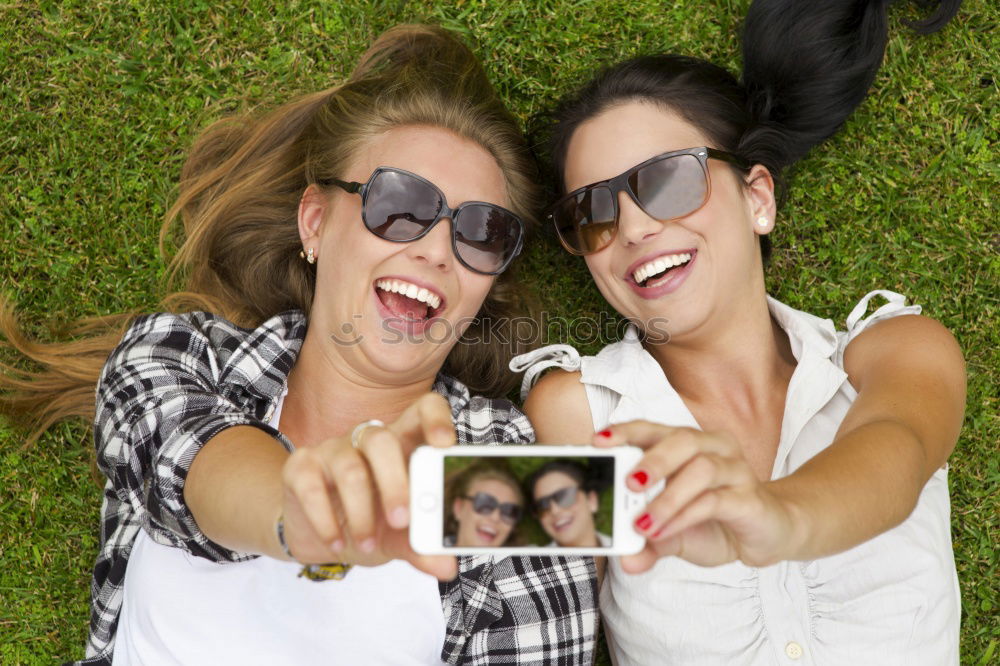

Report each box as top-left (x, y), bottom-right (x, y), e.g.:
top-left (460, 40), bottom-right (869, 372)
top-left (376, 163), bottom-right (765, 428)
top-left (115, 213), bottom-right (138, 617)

top-left (443, 456), bottom-right (614, 548)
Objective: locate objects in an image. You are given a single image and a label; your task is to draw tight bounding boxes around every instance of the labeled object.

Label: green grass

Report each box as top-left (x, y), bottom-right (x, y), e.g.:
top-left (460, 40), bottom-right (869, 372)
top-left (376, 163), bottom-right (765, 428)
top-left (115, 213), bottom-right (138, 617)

top-left (1, 0), bottom-right (997, 663)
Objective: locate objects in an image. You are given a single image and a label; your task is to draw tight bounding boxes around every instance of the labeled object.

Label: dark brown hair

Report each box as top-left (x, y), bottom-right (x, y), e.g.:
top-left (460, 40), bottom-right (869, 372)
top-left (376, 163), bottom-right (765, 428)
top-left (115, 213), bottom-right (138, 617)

top-left (545, 0), bottom-right (961, 262)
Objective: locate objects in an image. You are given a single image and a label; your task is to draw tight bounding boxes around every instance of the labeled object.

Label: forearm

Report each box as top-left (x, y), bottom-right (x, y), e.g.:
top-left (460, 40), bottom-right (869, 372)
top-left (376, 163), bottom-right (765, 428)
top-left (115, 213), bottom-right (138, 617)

top-left (770, 418), bottom-right (928, 561)
top-left (185, 425), bottom-right (290, 560)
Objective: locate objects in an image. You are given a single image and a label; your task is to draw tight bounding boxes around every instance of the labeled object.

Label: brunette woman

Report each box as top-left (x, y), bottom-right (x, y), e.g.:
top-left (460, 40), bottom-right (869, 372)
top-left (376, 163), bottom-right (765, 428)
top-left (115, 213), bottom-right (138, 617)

top-left (516, 1), bottom-right (965, 663)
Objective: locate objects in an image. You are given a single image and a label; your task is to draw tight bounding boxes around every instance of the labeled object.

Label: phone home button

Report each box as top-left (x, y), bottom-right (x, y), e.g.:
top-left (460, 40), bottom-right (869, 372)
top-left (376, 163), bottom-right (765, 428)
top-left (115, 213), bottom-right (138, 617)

top-left (419, 492), bottom-right (438, 511)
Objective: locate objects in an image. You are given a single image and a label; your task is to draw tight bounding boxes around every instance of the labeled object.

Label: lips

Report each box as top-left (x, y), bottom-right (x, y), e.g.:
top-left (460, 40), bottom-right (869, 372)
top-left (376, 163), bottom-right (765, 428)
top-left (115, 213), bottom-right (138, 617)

top-left (624, 249), bottom-right (698, 299)
top-left (475, 524), bottom-right (500, 545)
top-left (372, 275), bottom-right (446, 335)
top-left (551, 515), bottom-right (574, 533)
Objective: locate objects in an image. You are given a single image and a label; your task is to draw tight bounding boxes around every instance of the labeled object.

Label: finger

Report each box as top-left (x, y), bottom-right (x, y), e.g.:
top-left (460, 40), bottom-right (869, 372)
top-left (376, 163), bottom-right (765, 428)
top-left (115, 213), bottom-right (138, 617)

top-left (357, 426), bottom-right (410, 529)
top-left (391, 392), bottom-right (456, 451)
top-left (617, 543), bottom-right (661, 574)
top-left (283, 449), bottom-right (343, 551)
top-left (326, 447), bottom-right (378, 553)
top-left (405, 553), bottom-right (459, 581)
top-left (628, 429), bottom-right (737, 492)
top-left (635, 454), bottom-right (754, 535)
top-left (379, 525), bottom-right (458, 580)
top-left (653, 487), bottom-right (751, 543)
top-left (591, 420), bottom-right (683, 449)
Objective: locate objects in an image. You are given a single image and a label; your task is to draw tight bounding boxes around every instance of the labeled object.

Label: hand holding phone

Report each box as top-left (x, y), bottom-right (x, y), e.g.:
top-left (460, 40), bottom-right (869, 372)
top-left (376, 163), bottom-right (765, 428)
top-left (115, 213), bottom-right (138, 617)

top-left (594, 421), bottom-right (799, 572)
top-left (279, 393), bottom-right (458, 579)
top-left (409, 444), bottom-right (653, 556)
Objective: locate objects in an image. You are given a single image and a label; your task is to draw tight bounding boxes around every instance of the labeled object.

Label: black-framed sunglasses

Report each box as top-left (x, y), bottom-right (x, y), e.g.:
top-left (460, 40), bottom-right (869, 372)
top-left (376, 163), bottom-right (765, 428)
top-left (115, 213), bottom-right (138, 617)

top-left (319, 167), bottom-right (525, 275)
top-left (462, 492), bottom-right (523, 525)
top-left (532, 486), bottom-right (579, 516)
top-left (548, 146), bottom-right (749, 256)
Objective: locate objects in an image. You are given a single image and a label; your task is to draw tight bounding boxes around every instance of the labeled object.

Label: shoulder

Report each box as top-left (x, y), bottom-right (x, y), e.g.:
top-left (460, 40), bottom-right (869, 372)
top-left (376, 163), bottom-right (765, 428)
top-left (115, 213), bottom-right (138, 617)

top-left (102, 310), bottom-right (307, 395)
top-left (115, 310), bottom-right (306, 363)
top-left (523, 369), bottom-right (594, 444)
top-left (843, 313), bottom-right (963, 389)
top-left (437, 374), bottom-right (535, 445)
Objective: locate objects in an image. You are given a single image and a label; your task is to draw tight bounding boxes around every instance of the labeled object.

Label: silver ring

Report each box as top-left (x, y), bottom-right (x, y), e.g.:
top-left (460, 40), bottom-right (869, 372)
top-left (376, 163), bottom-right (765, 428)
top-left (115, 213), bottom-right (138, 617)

top-left (350, 419), bottom-right (385, 449)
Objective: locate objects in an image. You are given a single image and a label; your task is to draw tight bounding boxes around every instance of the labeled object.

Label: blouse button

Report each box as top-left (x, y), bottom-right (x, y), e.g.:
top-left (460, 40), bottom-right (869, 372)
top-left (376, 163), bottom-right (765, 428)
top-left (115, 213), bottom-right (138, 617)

top-left (785, 641), bottom-right (803, 660)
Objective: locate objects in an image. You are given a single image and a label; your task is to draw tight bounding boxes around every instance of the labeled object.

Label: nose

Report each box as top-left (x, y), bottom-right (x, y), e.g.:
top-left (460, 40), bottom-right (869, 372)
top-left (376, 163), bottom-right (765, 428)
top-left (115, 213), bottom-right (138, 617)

top-left (405, 216), bottom-right (453, 271)
top-left (616, 190), bottom-right (663, 246)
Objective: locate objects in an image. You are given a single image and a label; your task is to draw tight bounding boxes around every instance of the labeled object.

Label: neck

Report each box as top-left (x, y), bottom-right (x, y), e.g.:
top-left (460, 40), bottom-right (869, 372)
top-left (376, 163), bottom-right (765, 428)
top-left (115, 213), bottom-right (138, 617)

top-left (279, 329), bottom-right (438, 448)
top-left (644, 292), bottom-right (796, 416)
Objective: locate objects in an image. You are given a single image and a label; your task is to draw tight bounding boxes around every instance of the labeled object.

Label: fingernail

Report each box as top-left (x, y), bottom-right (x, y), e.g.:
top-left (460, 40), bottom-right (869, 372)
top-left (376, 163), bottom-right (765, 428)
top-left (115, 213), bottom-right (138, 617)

top-left (631, 470), bottom-right (649, 487)
top-left (330, 539), bottom-right (343, 553)
top-left (598, 429), bottom-right (612, 438)
top-left (391, 506), bottom-right (409, 527)
top-left (635, 513), bottom-right (653, 531)
top-left (360, 538), bottom-right (376, 553)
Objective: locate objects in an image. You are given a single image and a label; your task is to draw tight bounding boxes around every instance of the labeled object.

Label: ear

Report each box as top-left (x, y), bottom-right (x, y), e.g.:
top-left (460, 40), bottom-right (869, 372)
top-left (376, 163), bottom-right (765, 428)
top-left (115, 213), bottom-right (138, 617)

top-left (452, 497), bottom-right (463, 520)
top-left (297, 184), bottom-right (329, 249)
top-left (744, 165), bottom-right (777, 235)
top-left (586, 490), bottom-right (599, 513)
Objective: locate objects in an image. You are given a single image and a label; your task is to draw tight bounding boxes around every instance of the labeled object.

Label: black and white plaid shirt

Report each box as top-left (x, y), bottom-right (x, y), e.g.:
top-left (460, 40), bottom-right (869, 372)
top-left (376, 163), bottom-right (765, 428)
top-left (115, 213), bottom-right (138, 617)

top-left (74, 310), bottom-right (598, 665)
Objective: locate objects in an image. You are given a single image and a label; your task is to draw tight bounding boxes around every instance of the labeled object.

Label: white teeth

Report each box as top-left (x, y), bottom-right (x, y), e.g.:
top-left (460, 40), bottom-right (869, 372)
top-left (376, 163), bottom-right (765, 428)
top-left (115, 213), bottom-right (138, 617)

top-left (632, 252), bottom-right (692, 284)
top-left (374, 279), bottom-right (442, 310)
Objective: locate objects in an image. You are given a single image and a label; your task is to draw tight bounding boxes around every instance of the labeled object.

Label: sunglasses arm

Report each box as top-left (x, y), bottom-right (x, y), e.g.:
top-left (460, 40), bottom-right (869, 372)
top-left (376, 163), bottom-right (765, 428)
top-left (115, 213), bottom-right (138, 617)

top-left (318, 177), bottom-right (362, 194)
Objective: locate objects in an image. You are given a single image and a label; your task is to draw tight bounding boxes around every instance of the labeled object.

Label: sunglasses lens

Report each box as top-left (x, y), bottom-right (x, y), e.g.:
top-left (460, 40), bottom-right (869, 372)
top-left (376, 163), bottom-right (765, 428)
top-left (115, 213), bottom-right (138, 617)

top-left (554, 486), bottom-right (578, 509)
top-left (454, 204), bottom-right (522, 274)
top-left (471, 492), bottom-right (498, 516)
top-left (553, 185), bottom-right (616, 254)
top-left (630, 154), bottom-right (707, 221)
top-left (499, 504), bottom-right (522, 525)
top-left (364, 170), bottom-right (441, 240)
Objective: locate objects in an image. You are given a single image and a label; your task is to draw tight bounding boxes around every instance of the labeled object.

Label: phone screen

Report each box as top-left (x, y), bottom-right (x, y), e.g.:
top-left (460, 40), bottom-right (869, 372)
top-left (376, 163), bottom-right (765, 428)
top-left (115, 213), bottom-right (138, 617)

top-left (442, 454), bottom-right (615, 550)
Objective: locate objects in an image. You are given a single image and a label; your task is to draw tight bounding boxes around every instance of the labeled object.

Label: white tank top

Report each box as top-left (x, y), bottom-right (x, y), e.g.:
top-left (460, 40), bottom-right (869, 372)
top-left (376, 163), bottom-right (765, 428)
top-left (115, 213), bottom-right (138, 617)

top-left (112, 393), bottom-right (447, 665)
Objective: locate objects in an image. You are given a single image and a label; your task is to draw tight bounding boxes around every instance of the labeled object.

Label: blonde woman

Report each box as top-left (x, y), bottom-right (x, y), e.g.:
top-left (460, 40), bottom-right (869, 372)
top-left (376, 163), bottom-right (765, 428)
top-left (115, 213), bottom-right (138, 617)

top-left (2, 26), bottom-right (598, 665)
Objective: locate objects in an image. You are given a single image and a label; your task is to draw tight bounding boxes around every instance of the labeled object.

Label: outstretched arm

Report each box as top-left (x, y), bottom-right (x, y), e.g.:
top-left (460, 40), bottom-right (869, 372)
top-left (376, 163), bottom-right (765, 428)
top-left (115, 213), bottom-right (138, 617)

top-left (767, 313), bottom-right (965, 557)
top-left (595, 314), bottom-right (965, 571)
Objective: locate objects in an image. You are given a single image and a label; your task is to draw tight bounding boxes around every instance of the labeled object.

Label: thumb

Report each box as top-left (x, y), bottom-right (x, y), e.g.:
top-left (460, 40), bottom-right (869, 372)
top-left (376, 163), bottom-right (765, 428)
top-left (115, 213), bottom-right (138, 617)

top-left (404, 553), bottom-right (459, 581)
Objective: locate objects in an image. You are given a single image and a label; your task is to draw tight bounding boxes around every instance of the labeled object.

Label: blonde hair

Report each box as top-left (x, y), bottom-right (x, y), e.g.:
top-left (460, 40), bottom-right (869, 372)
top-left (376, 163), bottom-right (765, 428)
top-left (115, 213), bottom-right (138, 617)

top-left (0, 25), bottom-right (540, 447)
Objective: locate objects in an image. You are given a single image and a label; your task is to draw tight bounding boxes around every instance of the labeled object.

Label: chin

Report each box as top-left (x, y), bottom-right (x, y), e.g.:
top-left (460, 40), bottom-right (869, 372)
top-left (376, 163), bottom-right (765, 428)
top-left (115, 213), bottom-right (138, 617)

top-left (358, 337), bottom-right (450, 375)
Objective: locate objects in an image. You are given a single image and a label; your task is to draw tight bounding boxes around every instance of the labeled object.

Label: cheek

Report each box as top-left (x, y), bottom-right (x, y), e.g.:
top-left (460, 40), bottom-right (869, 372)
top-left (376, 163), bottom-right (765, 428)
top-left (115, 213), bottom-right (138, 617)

top-left (457, 274), bottom-right (495, 313)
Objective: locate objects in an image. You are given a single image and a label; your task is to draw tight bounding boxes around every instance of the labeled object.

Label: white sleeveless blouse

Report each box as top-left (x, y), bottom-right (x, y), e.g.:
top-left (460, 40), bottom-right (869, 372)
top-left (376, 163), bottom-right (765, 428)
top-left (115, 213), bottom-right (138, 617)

top-left (511, 291), bottom-right (960, 665)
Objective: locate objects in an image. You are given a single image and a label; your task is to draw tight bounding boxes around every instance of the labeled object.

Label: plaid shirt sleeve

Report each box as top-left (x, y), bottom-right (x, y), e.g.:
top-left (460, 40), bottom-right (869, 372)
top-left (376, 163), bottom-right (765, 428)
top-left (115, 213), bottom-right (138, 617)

top-left (79, 311), bottom-right (302, 663)
top-left (94, 311), bottom-right (287, 561)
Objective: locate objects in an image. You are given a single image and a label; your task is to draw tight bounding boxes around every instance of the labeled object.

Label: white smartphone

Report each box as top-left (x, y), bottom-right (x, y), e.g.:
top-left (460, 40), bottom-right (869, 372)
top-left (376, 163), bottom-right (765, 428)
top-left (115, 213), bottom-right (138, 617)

top-left (409, 444), bottom-right (654, 556)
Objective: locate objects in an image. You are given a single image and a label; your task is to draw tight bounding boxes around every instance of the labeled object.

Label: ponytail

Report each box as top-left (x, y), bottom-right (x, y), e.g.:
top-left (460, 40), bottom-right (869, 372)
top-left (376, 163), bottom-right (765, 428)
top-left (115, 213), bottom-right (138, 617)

top-left (547, 0), bottom-right (962, 255)
top-left (739, 0), bottom-right (962, 172)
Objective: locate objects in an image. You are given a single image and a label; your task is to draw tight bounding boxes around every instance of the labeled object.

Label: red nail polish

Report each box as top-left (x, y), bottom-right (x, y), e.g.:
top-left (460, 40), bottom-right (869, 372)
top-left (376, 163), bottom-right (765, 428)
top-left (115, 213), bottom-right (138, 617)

top-left (598, 429), bottom-right (612, 438)
top-left (631, 470), bottom-right (649, 486)
top-left (635, 513), bottom-right (653, 531)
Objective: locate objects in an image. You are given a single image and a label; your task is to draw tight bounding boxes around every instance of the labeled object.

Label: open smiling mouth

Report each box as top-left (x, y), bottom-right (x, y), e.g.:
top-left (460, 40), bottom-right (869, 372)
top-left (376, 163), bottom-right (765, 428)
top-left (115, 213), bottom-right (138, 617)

top-left (476, 524), bottom-right (499, 544)
top-left (632, 251), bottom-right (694, 288)
top-left (374, 278), bottom-right (445, 322)
top-left (552, 515), bottom-right (574, 532)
